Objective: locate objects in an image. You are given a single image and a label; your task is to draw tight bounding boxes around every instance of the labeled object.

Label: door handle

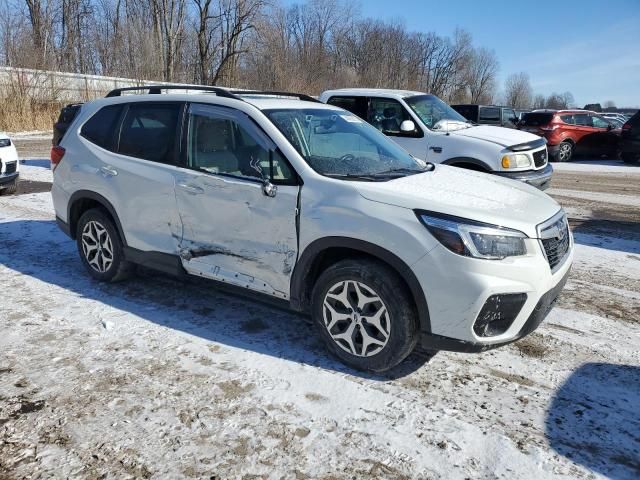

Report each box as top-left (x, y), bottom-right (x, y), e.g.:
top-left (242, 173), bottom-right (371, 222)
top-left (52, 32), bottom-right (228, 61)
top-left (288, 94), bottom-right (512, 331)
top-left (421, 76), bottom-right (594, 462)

top-left (99, 165), bottom-right (118, 177)
top-left (177, 182), bottom-right (204, 194)
top-left (429, 146), bottom-right (443, 153)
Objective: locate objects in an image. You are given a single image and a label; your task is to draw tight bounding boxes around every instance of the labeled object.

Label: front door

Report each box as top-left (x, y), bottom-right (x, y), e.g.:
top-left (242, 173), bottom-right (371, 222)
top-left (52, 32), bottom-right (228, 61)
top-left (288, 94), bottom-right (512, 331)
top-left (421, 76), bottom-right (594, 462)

top-left (366, 97), bottom-right (427, 160)
top-left (173, 103), bottom-right (300, 297)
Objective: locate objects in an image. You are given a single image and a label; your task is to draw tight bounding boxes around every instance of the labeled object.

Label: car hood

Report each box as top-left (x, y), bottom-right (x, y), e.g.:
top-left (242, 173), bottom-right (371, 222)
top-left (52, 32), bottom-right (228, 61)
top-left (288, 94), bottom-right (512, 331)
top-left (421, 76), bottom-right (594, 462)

top-left (354, 165), bottom-right (561, 238)
top-left (451, 125), bottom-right (540, 147)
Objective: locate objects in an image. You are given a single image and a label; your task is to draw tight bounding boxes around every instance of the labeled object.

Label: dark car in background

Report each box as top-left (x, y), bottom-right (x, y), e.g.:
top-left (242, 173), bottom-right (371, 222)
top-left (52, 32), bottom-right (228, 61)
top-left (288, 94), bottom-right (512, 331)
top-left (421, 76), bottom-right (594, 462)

top-left (620, 111), bottom-right (640, 164)
top-left (451, 104), bottom-right (519, 129)
top-left (519, 110), bottom-right (619, 162)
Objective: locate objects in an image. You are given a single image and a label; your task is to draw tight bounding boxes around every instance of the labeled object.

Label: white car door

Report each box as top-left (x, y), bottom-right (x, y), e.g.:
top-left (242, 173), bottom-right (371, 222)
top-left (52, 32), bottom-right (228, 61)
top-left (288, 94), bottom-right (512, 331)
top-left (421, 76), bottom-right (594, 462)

top-left (367, 97), bottom-right (428, 159)
top-left (173, 103), bottom-right (300, 298)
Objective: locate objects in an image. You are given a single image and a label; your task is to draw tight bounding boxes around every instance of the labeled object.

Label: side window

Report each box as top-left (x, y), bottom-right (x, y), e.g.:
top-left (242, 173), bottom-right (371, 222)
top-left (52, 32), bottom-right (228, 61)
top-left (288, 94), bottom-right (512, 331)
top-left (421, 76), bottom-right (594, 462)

top-left (327, 96), bottom-right (367, 119)
top-left (591, 115), bottom-right (610, 128)
top-left (574, 114), bottom-right (590, 126)
top-left (479, 107), bottom-right (501, 122)
top-left (187, 105), bottom-right (295, 184)
top-left (367, 98), bottom-right (419, 136)
top-left (117, 103), bottom-right (181, 163)
top-left (80, 105), bottom-right (124, 150)
top-left (503, 109), bottom-right (516, 124)
top-left (560, 114), bottom-right (575, 125)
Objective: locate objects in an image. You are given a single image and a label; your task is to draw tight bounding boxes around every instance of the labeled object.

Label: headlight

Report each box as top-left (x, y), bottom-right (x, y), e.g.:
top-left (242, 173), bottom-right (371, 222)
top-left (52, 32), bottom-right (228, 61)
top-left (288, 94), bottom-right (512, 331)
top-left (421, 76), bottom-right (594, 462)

top-left (501, 153), bottom-right (531, 169)
top-left (0, 138), bottom-right (11, 148)
top-left (417, 211), bottom-right (527, 259)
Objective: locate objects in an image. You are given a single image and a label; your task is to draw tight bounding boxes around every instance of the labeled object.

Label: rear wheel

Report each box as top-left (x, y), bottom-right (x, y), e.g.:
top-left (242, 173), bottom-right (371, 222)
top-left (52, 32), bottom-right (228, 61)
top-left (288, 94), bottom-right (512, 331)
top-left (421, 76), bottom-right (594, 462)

top-left (76, 208), bottom-right (133, 282)
top-left (554, 141), bottom-right (573, 162)
top-left (311, 259), bottom-right (418, 372)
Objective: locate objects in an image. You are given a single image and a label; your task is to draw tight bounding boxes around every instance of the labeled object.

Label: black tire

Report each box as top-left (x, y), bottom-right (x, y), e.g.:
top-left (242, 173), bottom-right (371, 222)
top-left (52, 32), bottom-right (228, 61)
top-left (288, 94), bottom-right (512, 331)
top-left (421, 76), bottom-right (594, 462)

top-left (76, 208), bottom-right (133, 282)
top-left (311, 259), bottom-right (418, 372)
top-left (553, 141), bottom-right (574, 162)
top-left (0, 180), bottom-right (17, 195)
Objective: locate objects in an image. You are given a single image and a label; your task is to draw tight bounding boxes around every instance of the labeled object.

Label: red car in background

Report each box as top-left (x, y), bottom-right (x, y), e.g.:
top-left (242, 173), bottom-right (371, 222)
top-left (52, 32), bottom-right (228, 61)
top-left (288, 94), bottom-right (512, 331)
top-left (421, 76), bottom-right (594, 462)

top-left (519, 110), bottom-right (619, 162)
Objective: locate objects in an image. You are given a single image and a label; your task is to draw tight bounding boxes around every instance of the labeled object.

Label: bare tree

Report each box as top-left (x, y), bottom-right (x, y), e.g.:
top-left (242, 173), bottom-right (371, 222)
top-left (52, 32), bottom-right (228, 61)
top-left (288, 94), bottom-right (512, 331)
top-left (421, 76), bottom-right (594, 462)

top-left (466, 47), bottom-right (498, 104)
top-left (603, 100), bottom-right (616, 109)
top-left (532, 93), bottom-right (546, 109)
top-left (504, 72), bottom-right (532, 109)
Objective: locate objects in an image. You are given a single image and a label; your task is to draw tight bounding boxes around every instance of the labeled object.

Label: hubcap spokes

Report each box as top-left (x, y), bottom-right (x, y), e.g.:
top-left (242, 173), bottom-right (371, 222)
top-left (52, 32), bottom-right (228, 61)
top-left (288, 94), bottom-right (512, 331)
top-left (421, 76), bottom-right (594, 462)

top-left (323, 280), bottom-right (390, 357)
top-left (81, 221), bottom-right (113, 273)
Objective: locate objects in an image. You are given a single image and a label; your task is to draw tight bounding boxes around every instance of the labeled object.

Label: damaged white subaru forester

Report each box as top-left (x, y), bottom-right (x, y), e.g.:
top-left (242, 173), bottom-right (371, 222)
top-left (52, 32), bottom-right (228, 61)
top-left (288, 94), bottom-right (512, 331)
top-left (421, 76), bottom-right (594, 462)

top-left (51, 87), bottom-right (573, 372)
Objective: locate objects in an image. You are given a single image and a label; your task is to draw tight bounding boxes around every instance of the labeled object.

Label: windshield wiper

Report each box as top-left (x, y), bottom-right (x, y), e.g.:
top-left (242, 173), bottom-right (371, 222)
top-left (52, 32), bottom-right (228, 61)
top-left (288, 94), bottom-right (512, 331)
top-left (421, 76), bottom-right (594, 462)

top-left (372, 165), bottom-right (434, 177)
top-left (323, 173), bottom-right (380, 181)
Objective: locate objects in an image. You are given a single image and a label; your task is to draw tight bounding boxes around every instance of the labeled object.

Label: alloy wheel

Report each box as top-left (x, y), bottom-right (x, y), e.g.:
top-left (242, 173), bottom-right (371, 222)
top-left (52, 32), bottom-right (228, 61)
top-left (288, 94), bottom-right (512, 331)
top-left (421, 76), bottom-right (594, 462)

top-left (81, 220), bottom-right (114, 273)
top-left (322, 280), bottom-right (390, 357)
top-left (559, 143), bottom-right (572, 161)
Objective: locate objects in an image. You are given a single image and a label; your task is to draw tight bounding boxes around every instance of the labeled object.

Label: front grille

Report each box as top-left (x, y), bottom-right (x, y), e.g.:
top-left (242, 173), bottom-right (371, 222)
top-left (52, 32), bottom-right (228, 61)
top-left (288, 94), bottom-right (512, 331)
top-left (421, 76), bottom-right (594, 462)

top-left (540, 215), bottom-right (570, 270)
top-left (4, 161), bottom-right (17, 174)
top-left (533, 149), bottom-right (547, 168)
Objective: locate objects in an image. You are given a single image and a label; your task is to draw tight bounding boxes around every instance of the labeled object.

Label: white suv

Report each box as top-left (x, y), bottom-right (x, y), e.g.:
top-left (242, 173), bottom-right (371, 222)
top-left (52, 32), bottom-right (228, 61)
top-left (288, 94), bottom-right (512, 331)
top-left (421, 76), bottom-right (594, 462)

top-left (319, 89), bottom-right (553, 190)
top-left (0, 132), bottom-right (19, 194)
top-left (51, 86), bottom-right (572, 372)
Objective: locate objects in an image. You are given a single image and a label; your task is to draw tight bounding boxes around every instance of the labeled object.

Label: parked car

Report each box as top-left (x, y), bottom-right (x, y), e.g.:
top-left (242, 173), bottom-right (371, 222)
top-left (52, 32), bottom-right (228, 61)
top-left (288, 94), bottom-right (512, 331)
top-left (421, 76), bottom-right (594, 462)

top-left (0, 132), bottom-right (19, 195)
top-left (51, 86), bottom-right (573, 372)
top-left (620, 111), bottom-right (640, 164)
top-left (515, 109), bottom-right (531, 122)
top-left (319, 89), bottom-right (553, 190)
top-left (519, 110), bottom-right (619, 162)
top-left (602, 113), bottom-right (628, 125)
top-left (450, 104), bottom-right (519, 129)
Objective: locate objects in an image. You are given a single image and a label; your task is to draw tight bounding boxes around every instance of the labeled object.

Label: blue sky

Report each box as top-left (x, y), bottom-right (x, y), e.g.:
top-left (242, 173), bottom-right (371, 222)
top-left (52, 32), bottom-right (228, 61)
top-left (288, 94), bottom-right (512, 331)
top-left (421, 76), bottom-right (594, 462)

top-left (287, 0), bottom-right (640, 107)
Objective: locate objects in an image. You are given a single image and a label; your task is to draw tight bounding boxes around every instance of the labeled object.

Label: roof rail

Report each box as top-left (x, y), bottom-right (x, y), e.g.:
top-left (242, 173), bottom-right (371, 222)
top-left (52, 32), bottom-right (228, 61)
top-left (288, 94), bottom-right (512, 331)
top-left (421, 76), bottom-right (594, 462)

top-left (228, 90), bottom-right (321, 103)
top-left (105, 85), bottom-right (242, 99)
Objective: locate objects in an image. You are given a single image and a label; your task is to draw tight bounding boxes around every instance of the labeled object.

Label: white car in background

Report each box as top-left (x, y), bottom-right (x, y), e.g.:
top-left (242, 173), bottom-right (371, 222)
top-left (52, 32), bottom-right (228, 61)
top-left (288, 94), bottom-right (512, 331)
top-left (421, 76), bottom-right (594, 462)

top-left (319, 89), bottom-right (553, 190)
top-left (51, 86), bottom-right (572, 372)
top-left (0, 132), bottom-right (19, 194)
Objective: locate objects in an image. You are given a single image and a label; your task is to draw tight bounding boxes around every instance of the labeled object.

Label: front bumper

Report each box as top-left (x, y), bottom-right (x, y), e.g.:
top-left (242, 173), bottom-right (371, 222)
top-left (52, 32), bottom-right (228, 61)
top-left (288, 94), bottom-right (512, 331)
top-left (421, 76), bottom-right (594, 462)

top-left (494, 163), bottom-right (553, 190)
top-left (419, 266), bottom-right (570, 352)
top-left (411, 227), bottom-right (573, 351)
top-left (0, 172), bottom-right (19, 186)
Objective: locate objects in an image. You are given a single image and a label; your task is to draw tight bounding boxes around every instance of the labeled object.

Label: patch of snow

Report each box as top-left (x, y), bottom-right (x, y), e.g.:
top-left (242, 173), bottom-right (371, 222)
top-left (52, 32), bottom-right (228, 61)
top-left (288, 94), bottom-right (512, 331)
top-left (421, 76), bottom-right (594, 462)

top-left (547, 188), bottom-right (640, 207)
top-left (552, 159), bottom-right (640, 174)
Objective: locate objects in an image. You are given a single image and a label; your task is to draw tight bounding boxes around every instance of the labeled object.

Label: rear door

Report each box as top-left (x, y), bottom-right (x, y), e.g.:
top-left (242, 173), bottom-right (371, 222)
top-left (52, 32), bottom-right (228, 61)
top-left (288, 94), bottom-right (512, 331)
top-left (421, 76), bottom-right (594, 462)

top-left (78, 101), bottom-right (184, 253)
top-left (173, 103), bottom-right (299, 297)
top-left (573, 113), bottom-right (597, 155)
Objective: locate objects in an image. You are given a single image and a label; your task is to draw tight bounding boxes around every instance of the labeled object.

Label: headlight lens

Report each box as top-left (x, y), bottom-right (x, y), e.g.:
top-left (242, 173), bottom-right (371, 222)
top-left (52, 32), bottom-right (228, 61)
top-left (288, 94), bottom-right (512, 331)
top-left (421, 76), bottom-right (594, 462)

top-left (417, 212), bottom-right (527, 259)
top-left (501, 153), bottom-right (531, 169)
top-left (0, 138), bottom-right (11, 147)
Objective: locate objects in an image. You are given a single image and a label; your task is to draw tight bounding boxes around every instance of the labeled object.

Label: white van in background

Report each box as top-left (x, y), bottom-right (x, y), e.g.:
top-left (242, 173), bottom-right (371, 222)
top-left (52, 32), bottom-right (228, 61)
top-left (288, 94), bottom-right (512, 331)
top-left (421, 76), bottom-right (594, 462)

top-left (319, 89), bottom-right (553, 190)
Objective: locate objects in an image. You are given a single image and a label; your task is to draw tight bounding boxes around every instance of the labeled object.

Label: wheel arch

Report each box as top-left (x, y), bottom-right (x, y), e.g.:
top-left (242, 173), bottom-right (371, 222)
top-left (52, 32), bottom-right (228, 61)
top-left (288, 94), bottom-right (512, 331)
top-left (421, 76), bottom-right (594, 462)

top-left (290, 237), bottom-right (431, 333)
top-left (67, 190), bottom-right (126, 244)
top-left (441, 157), bottom-right (492, 172)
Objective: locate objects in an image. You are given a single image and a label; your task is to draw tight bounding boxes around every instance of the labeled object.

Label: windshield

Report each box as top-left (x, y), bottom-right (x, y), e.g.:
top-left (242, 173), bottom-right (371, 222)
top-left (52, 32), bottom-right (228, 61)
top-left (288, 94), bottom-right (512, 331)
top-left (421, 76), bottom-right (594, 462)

top-left (404, 95), bottom-right (469, 130)
top-left (264, 108), bottom-right (428, 179)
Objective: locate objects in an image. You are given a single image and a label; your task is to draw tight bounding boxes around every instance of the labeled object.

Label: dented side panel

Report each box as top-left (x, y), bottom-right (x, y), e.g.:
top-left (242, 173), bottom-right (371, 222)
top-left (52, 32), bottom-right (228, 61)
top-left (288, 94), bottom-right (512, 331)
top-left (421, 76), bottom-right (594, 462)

top-left (174, 171), bottom-right (299, 297)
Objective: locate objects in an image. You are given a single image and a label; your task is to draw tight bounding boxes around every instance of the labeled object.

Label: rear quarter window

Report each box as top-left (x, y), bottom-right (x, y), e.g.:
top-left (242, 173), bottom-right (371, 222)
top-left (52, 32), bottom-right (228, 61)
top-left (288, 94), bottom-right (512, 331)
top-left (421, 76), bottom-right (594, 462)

top-left (560, 115), bottom-right (575, 125)
top-left (80, 105), bottom-right (124, 150)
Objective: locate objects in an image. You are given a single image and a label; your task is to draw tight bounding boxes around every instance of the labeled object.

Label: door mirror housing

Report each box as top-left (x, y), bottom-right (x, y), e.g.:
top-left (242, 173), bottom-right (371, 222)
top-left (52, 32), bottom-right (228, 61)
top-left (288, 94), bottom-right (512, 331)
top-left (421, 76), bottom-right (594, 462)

top-left (262, 179), bottom-right (277, 197)
top-left (400, 120), bottom-right (416, 132)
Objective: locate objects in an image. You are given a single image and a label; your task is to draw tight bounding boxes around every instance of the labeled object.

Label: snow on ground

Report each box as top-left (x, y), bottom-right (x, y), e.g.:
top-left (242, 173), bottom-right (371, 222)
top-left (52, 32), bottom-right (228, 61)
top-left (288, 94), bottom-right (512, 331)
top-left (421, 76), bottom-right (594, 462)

top-left (552, 159), bottom-right (640, 173)
top-left (0, 158), bottom-right (639, 479)
top-left (7, 131), bottom-right (54, 141)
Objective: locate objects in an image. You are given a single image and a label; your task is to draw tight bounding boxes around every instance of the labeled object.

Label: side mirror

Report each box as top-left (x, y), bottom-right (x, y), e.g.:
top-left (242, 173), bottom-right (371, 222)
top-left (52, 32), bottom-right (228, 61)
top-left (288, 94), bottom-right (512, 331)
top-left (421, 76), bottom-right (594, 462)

top-left (262, 178), bottom-right (277, 197)
top-left (400, 120), bottom-right (416, 132)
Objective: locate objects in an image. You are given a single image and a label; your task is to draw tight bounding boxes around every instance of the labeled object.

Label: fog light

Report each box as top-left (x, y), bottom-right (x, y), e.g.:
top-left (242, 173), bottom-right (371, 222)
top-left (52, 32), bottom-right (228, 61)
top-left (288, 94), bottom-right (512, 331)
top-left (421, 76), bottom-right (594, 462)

top-left (474, 293), bottom-right (527, 337)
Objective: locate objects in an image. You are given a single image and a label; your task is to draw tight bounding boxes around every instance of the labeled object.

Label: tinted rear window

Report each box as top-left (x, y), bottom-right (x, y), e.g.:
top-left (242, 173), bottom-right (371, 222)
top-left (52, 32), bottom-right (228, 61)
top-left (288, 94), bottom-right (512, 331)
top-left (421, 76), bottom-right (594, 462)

top-left (479, 107), bottom-right (500, 121)
top-left (560, 114), bottom-right (575, 125)
top-left (326, 96), bottom-right (367, 119)
top-left (80, 105), bottom-right (124, 150)
top-left (521, 112), bottom-right (554, 126)
top-left (451, 105), bottom-right (477, 121)
top-left (117, 103), bottom-right (182, 164)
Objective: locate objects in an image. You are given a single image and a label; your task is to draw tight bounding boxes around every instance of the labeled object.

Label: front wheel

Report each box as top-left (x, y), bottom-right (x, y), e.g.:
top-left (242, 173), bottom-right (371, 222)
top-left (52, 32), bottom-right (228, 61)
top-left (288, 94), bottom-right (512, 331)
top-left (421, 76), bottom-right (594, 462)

top-left (554, 141), bottom-right (574, 162)
top-left (76, 208), bottom-right (133, 282)
top-left (311, 259), bottom-right (418, 372)
top-left (0, 180), bottom-right (17, 195)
